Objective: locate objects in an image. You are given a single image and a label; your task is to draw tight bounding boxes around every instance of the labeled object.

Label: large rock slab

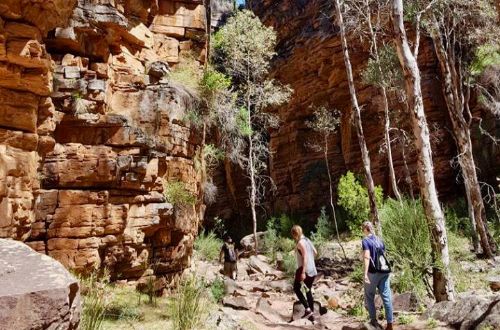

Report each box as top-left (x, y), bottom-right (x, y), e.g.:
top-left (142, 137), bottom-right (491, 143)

top-left (426, 292), bottom-right (500, 329)
top-left (0, 239), bottom-right (80, 329)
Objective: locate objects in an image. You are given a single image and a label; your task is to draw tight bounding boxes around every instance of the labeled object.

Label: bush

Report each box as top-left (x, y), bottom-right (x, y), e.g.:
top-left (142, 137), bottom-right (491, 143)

top-left (80, 270), bottom-right (110, 330)
top-left (310, 207), bottom-right (332, 257)
top-left (164, 180), bottom-right (196, 206)
top-left (444, 198), bottom-right (471, 235)
top-left (169, 52), bottom-right (203, 91)
top-left (210, 277), bottom-right (225, 303)
top-left (380, 198), bottom-right (432, 298)
top-left (338, 171), bottom-right (383, 234)
top-left (168, 275), bottom-right (210, 330)
top-left (264, 217), bottom-right (279, 261)
top-left (282, 252), bottom-right (296, 277)
top-left (278, 214), bottom-right (294, 237)
top-left (194, 230), bottom-right (223, 261)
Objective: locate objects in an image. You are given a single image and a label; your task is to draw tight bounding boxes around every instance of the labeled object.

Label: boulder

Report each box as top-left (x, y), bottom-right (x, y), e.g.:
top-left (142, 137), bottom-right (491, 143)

top-left (222, 296), bottom-right (252, 310)
top-left (248, 255), bottom-right (275, 275)
top-left (240, 232), bottom-right (266, 255)
top-left (488, 276), bottom-right (500, 292)
top-left (0, 239), bottom-right (81, 329)
top-left (426, 292), bottom-right (500, 329)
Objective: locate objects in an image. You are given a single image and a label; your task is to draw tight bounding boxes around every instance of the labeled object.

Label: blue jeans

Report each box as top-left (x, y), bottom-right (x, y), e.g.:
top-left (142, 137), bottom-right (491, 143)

top-left (364, 272), bottom-right (393, 323)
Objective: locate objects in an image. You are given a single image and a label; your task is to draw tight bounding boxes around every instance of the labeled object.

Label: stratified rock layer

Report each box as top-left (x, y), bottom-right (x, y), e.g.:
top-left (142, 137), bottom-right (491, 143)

top-left (0, 239), bottom-right (80, 329)
top-left (0, 0), bottom-right (207, 280)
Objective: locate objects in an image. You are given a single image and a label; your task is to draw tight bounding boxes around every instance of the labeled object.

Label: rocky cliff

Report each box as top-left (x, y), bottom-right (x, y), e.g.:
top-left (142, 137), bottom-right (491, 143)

top-left (208, 0), bottom-right (498, 225)
top-left (0, 0), bottom-right (207, 280)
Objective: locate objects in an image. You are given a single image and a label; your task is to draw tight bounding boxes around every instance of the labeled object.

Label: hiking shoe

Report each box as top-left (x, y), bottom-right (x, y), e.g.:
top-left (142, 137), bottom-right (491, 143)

top-left (308, 315), bottom-right (315, 324)
top-left (301, 308), bottom-right (313, 319)
top-left (364, 320), bottom-right (383, 330)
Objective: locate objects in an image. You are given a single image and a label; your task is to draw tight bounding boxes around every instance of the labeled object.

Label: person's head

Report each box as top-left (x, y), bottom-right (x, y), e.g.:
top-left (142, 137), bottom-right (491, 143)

top-left (225, 235), bottom-right (233, 243)
top-left (361, 221), bottom-right (374, 236)
top-left (291, 225), bottom-right (303, 241)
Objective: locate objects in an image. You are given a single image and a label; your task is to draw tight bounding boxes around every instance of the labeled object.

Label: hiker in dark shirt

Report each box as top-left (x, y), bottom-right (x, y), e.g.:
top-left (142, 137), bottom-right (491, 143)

top-left (361, 221), bottom-right (393, 330)
top-left (219, 236), bottom-right (238, 280)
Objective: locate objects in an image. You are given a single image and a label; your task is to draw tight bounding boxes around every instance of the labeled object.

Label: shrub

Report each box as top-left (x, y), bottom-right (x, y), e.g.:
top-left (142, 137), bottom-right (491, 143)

top-left (310, 207), bottom-right (332, 257)
top-left (276, 237), bottom-right (295, 254)
top-left (164, 180), bottom-right (196, 206)
top-left (210, 277), bottom-right (225, 303)
top-left (444, 198), bottom-right (471, 235)
top-left (380, 198), bottom-right (432, 298)
top-left (282, 252), bottom-right (296, 277)
top-left (80, 270), bottom-right (110, 330)
top-left (168, 275), bottom-right (210, 330)
top-left (338, 171), bottom-right (383, 234)
top-left (263, 217), bottom-right (279, 261)
top-left (169, 52), bottom-right (203, 91)
top-left (278, 214), bottom-right (294, 237)
top-left (398, 314), bottom-right (415, 325)
top-left (349, 263), bottom-right (364, 284)
top-left (194, 230), bottom-right (223, 261)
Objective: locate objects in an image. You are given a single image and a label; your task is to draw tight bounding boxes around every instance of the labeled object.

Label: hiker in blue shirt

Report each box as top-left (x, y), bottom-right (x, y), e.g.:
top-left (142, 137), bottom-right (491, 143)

top-left (361, 221), bottom-right (394, 330)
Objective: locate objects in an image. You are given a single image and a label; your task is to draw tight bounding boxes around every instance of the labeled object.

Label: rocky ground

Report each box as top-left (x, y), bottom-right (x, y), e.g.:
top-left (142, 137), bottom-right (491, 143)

top-left (192, 241), bottom-right (455, 330)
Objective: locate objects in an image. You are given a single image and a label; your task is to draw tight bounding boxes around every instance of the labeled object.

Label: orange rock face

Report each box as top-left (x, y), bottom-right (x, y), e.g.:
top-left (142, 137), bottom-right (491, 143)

top-left (0, 0), bottom-right (207, 280)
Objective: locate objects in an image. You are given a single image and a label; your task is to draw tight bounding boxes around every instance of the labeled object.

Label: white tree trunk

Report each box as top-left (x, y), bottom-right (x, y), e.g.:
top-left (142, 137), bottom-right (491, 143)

top-left (334, 0), bottom-right (381, 233)
top-left (248, 103), bottom-right (258, 254)
top-left (392, 0), bottom-right (454, 302)
top-left (429, 18), bottom-right (496, 258)
top-left (324, 135), bottom-right (347, 260)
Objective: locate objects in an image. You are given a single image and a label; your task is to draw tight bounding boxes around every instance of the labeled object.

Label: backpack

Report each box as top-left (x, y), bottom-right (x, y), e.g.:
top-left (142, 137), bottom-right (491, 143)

top-left (226, 243), bottom-right (237, 262)
top-left (371, 237), bottom-right (391, 273)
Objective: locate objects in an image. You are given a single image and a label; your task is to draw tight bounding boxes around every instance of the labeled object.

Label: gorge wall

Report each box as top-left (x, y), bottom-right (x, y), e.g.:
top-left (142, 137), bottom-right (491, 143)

top-left (209, 0), bottom-right (498, 226)
top-left (0, 0), bottom-right (207, 280)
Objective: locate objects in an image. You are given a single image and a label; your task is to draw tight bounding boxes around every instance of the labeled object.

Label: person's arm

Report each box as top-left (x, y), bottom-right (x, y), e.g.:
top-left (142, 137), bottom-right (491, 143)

top-left (298, 241), bottom-right (307, 281)
top-left (219, 247), bottom-right (224, 263)
top-left (363, 249), bottom-right (371, 284)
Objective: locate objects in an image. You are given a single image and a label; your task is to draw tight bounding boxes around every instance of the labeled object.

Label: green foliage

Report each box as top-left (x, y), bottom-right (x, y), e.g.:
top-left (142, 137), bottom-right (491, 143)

top-left (337, 171), bottom-right (383, 234)
top-left (169, 52), bottom-right (203, 90)
top-left (444, 198), bottom-right (471, 235)
top-left (210, 277), bottom-right (225, 303)
top-left (212, 216), bottom-right (227, 237)
top-left (212, 10), bottom-right (277, 78)
top-left (398, 314), bottom-right (415, 325)
top-left (194, 230), bottom-right (223, 261)
top-left (80, 270), bottom-right (110, 330)
top-left (306, 106), bottom-right (340, 135)
top-left (348, 300), bottom-right (366, 318)
top-left (349, 263), bottom-right (364, 284)
top-left (282, 252), bottom-right (297, 277)
top-left (310, 207), bottom-right (333, 257)
top-left (201, 67), bottom-right (231, 93)
top-left (278, 214), bottom-right (294, 237)
top-left (164, 180), bottom-right (196, 206)
top-left (362, 45), bottom-right (403, 90)
top-left (470, 44), bottom-right (500, 77)
top-left (168, 275), bottom-right (210, 330)
top-left (104, 287), bottom-right (143, 321)
top-left (427, 318), bottom-right (439, 329)
top-left (236, 107), bottom-right (252, 136)
top-left (203, 144), bottom-right (225, 169)
top-left (381, 198), bottom-right (432, 298)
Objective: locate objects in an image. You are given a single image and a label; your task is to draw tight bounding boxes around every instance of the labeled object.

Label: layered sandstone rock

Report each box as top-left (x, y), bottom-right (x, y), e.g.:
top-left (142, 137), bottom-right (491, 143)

top-left (0, 0), bottom-right (208, 280)
top-left (0, 239), bottom-right (80, 329)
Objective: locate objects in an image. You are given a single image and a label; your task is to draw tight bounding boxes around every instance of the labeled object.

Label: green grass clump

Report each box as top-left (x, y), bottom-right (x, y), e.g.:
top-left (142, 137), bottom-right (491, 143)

top-left (194, 230), bottom-right (223, 261)
top-left (164, 180), bottom-right (196, 206)
top-left (398, 314), bottom-right (415, 325)
top-left (168, 275), bottom-right (211, 330)
top-left (80, 270), bottom-right (110, 330)
top-left (210, 277), bottom-right (225, 303)
top-left (169, 53), bottom-right (203, 91)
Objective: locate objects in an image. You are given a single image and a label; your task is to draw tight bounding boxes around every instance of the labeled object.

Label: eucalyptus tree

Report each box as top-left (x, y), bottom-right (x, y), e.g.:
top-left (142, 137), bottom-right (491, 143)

top-left (333, 0), bottom-right (382, 233)
top-left (391, 0), bottom-right (455, 302)
top-left (426, 0), bottom-right (499, 257)
top-left (212, 10), bottom-right (291, 252)
top-left (306, 106), bottom-right (347, 260)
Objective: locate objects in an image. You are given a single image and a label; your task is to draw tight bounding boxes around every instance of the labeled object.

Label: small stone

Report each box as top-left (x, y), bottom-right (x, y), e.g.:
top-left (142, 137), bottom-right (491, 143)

top-left (64, 66), bottom-right (80, 79)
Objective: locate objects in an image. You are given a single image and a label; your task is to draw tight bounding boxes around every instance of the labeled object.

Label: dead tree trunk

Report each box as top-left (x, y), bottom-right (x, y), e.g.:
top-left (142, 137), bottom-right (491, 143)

top-left (334, 0), bottom-right (381, 233)
top-left (392, 0), bottom-right (455, 302)
top-left (429, 18), bottom-right (496, 258)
